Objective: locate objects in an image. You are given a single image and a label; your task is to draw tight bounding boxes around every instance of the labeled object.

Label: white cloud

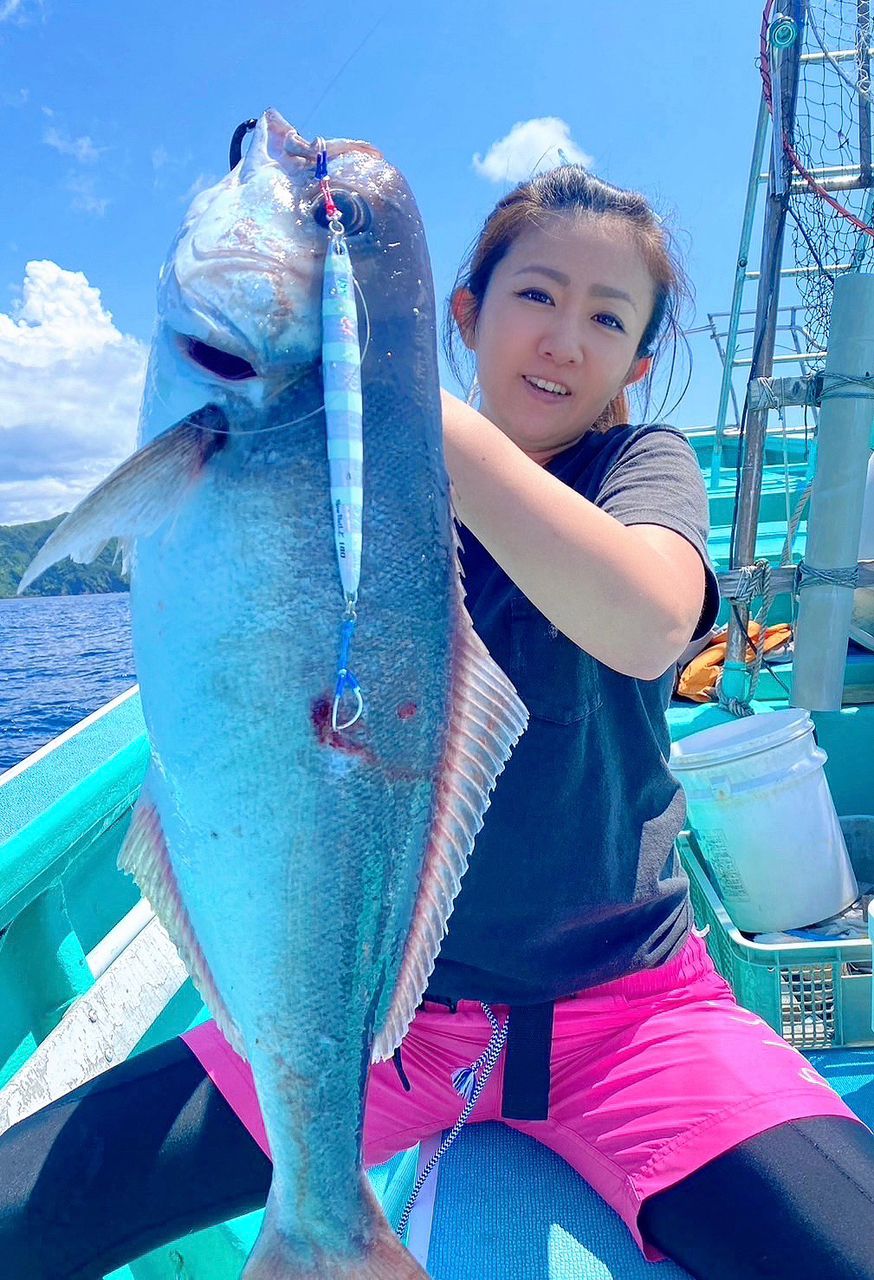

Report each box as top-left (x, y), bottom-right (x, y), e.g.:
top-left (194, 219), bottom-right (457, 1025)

top-left (472, 118), bottom-right (594, 184)
top-left (180, 172), bottom-right (219, 204)
top-left (43, 126), bottom-right (103, 164)
top-left (0, 261), bottom-right (148, 524)
top-left (0, 0), bottom-right (43, 23)
top-left (41, 120), bottom-right (110, 215)
top-left (0, 87), bottom-right (29, 108)
top-left (66, 173), bottom-right (109, 217)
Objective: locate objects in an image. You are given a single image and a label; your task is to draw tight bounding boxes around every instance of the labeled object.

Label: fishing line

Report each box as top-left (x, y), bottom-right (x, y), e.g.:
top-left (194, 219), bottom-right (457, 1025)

top-left (300, 6), bottom-right (394, 132)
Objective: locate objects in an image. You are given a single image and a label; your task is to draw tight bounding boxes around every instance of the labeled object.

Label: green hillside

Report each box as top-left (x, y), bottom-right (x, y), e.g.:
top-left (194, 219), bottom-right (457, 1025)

top-left (0, 516), bottom-right (129, 598)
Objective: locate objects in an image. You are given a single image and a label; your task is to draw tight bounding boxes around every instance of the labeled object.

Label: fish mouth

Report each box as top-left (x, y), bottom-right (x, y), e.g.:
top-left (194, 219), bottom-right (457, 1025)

top-left (177, 331), bottom-right (323, 391)
top-left (180, 334), bottom-right (259, 382)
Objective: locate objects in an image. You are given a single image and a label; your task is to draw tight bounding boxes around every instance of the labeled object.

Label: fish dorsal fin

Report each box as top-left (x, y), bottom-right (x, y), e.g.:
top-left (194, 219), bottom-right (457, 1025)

top-left (120, 768), bottom-right (247, 1060)
top-left (18, 404), bottom-right (228, 593)
top-left (371, 559), bottom-right (528, 1063)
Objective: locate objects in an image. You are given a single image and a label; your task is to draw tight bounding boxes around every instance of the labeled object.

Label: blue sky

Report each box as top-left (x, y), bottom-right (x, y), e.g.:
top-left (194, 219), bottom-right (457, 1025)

top-left (0, 0), bottom-right (768, 523)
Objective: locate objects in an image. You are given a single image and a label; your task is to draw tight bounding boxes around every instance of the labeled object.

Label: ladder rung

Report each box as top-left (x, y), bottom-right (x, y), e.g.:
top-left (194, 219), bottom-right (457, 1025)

top-left (733, 351), bottom-right (826, 367)
top-left (746, 263), bottom-right (856, 280)
top-left (799, 46), bottom-right (874, 64)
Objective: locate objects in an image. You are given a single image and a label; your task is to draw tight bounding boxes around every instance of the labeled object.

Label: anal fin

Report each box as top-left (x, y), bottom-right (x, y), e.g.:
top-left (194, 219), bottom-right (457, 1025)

top-left (120, 767), bottom-right (247, 1059)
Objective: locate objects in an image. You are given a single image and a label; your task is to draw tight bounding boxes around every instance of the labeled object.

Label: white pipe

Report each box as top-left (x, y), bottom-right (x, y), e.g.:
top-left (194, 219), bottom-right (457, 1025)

top-left (86, 897), bottom-right (155, 979)
top-left (791, 273), bottom-right (874, 710)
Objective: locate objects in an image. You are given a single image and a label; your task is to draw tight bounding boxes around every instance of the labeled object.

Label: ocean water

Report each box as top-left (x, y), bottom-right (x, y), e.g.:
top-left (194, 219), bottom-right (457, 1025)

top-left (0, 593), bottom-right (135, 775)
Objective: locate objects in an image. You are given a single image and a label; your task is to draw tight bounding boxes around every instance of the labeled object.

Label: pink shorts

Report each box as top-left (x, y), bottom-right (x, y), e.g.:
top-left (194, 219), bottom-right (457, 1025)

top-left (181, 930), bottom-right (866, 1262)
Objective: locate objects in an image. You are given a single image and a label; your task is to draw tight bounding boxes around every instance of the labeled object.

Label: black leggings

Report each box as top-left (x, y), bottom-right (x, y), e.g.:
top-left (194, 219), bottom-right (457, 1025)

top-left (2, 1036), bottom-right (874, 1280)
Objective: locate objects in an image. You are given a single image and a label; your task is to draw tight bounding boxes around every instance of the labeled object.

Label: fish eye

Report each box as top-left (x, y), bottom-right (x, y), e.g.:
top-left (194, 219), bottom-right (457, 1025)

top-left (181, 336), bottom-right (258, 381)
top-left (313, 190), bottom-right (372, 236)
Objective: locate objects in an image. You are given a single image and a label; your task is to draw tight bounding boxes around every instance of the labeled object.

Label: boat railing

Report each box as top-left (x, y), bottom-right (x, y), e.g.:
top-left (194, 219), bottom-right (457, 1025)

top-left (0, 688), bottom-right (195, 1127)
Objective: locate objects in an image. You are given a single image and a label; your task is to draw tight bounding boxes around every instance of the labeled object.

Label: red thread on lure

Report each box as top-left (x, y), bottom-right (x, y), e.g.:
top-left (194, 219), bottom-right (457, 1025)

top-left (320, 178), bottom-right (338, 220)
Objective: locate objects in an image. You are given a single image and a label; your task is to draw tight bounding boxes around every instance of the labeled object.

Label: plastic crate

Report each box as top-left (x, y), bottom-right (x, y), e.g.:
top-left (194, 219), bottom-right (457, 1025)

top-left (678, 816), bottom-right (874, 1051)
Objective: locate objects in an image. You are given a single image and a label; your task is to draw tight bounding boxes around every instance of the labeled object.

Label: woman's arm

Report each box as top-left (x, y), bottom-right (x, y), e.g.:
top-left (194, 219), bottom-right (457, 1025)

top-left (441, 389), bottom-right (705, 681)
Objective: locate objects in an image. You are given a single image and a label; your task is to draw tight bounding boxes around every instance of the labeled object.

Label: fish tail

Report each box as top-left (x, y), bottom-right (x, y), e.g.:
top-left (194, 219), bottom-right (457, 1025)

top-left (242, 1180), bottom-right (429, 1279)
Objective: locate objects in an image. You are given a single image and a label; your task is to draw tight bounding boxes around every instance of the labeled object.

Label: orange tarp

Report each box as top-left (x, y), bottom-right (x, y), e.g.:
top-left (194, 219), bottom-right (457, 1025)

top-left (677, 622), bottom-right (793, 703)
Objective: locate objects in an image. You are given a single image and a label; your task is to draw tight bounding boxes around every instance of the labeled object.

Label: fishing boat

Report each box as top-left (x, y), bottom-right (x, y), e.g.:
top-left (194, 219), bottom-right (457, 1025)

top-left (3, 2), bottom-right (874, 1276)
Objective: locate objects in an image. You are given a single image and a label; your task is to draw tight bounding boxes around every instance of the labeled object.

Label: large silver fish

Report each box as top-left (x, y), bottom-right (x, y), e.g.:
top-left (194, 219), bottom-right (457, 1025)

top-left (21, 110), bottom-right (527, 1278)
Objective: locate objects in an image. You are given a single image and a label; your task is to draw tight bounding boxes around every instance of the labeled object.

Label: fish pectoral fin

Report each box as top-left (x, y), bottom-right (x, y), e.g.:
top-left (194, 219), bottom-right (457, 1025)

top-left (120, 767), bottom-right (247, 1060)
top-left (371, 576), bottom-right (529, 1063)
top-left (17, 403), bottom-right (229, 593)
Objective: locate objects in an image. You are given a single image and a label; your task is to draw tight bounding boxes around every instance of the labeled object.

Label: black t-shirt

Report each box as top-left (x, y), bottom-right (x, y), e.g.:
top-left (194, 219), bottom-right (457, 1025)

top-left (426, 424), bottom-right (720, 1005)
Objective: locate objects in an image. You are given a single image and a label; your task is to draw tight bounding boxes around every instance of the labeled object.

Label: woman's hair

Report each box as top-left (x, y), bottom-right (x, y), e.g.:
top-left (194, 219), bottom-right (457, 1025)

top-left (443, 166), bottom-right (692, 431)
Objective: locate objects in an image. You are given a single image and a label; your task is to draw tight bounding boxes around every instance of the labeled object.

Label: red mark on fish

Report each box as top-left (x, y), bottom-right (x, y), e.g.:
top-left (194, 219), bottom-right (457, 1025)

top-left (311, 696), bottom-right (375, 761)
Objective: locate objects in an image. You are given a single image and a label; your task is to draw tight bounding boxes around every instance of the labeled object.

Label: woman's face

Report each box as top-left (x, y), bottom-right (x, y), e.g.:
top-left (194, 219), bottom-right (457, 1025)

top-left (462, 215), bottom-right (655, 463)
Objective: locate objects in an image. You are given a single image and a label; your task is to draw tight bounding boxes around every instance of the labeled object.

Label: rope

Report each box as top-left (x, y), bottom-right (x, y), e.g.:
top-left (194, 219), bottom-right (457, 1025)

top-left (394, 1004), bottom-right (509, 1239)
top-left (755, 375), bottom-right (781, 410)
top-left (795, 561), bottom-right (861, 589)
top-left (716, 558), bottom-right (776, 717)
top-left (717, 692), bottom-right (757, 719)
top-left (780, 480), bottom-right (812, 569)
top-left (724, 560), bottom-right (774, 606)
top-left (819, 371), bottom-right (874, 400)
top-left (714, 550), bottom-right (862, 718)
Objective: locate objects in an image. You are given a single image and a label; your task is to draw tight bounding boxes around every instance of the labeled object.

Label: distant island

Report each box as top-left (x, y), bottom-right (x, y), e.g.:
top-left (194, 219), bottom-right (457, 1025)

top-left (0, 516), bottom-right (129, 599)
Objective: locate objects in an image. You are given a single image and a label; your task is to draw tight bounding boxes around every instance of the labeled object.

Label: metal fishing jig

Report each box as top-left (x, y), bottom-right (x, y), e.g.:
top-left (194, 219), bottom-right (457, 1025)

top-left (316, 137), bottom-right (365, 732)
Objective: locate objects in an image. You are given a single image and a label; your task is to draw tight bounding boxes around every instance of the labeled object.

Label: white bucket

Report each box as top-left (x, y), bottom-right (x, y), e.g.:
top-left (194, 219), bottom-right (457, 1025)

top-left (670, 710), bottom-right (858, 933)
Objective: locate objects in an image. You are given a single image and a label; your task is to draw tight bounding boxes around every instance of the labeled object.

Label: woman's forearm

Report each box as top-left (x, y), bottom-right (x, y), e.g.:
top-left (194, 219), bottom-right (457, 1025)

top-left (440, 390), bottom-right (703, 680)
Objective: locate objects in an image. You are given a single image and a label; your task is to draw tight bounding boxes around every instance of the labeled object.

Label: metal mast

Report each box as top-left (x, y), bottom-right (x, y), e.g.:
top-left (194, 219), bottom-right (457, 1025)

top-left (721, 2), bottom-right (807, 705)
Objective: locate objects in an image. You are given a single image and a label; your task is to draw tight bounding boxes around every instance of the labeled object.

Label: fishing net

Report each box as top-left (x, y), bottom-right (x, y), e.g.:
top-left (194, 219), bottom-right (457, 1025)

top-left (761, 0), bottom-right (874, 353)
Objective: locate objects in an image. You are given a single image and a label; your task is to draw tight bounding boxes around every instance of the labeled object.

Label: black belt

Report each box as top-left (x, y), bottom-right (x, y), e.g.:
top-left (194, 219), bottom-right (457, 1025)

top-left (422, 993), bottom-right (555, 1120)
top-left (500, 1001), bottom-right (554, 1121)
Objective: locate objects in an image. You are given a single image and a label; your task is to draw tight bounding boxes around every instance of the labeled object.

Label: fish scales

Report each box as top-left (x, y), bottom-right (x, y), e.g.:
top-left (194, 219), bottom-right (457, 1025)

top-left (20, 109), bottom-right (527, 1278)
top-left (134, 400), bottom-right (454, 1227)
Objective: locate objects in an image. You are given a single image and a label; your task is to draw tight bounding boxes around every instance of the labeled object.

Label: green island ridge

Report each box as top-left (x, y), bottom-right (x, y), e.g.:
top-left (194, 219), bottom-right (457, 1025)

top-left (0, 516), bottom-right (129, 599)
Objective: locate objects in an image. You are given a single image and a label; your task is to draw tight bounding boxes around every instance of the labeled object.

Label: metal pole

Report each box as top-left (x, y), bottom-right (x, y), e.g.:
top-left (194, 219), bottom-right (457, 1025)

top-left (791, 273), bottom-right (874, 710)
top-left (722, 1), bottom-right (806, 704)
top-left (851, 185), bottom-right (874, 268)
top-left (712, 94), bottom-right (771, 486)
top-left (858, 0), bottom-right (872, 189)
top-left (852, 3), bottom-right (874, 270)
